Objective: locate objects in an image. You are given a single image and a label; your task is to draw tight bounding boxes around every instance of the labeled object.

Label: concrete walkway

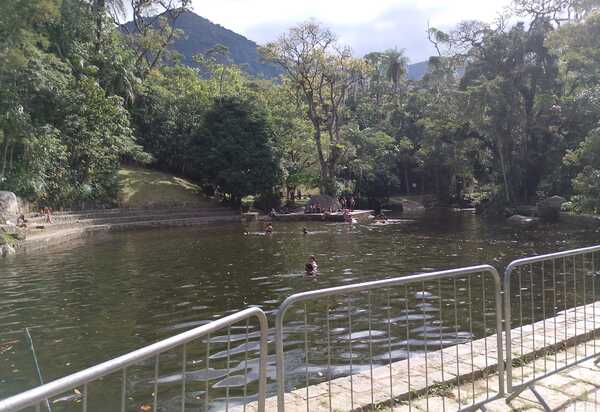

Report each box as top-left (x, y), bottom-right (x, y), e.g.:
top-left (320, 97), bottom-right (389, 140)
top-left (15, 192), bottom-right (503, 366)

top-left (236, 301), bottom-right (600, 411)
top-left (18, 207), bottom-right (240, 251)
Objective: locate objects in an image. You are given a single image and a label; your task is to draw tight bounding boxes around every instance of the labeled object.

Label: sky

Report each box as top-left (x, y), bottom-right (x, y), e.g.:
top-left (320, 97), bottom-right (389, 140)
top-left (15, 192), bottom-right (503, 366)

top-left (191, 0), bottom-right (513, 63)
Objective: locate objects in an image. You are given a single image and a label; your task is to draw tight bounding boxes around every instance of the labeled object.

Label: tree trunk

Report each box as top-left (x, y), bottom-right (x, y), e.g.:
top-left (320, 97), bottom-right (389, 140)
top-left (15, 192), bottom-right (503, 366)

top-left (94, 0), bottom-right (105, 53)
top-left (404, 165), bottom-right (410, 194)
top-left (498, 146), bottom-right (511, 203)
top-left (1, 131), bottom-right (9, 178)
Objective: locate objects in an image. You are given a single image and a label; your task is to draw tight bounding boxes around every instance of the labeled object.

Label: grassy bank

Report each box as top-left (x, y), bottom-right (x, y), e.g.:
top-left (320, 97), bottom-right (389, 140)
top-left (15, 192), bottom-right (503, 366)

top-left (118, 166), bottom-right (217, 208)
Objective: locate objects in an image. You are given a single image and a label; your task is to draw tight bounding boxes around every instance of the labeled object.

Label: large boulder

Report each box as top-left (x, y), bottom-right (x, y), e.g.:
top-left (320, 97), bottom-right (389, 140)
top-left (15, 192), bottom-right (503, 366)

top-left (507, 214), bottom-right (539, 228)
top-left (306, 195), bottom-right (342, 211)
top-left (0, 191), bottom-right (18, 224)
top-left (0, 244), bottom-right (15, 257)
top-left (537, 195), bottom-right (566, 223)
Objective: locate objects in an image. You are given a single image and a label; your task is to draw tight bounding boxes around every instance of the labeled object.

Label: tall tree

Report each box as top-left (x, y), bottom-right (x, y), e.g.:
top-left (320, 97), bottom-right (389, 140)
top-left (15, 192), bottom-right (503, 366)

top-left (261, 21), bottom-right (369, 195)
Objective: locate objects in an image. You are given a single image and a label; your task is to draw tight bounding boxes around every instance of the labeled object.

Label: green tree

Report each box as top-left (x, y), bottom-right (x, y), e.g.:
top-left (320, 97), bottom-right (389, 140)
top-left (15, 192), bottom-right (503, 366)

top-left (193, 97), bottom-right (280, 205)
top-left (261, 21), bottom-right (369, 195)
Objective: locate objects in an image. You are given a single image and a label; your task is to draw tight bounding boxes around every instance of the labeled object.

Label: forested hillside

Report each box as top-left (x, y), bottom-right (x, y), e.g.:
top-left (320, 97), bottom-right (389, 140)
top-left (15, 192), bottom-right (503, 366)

top-left (121, 10), bottom-right (282, 79)
top-left (1, 0), bottom-right (600, 214)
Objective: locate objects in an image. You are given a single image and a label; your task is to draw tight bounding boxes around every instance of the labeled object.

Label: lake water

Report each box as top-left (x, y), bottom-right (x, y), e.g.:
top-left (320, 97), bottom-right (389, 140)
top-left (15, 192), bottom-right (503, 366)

top-left (1, 210), bottom-right (598, 411)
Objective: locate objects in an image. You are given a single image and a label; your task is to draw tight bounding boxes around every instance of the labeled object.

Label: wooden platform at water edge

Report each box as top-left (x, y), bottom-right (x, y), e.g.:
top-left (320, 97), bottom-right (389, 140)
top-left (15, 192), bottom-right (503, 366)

top-left (271, 210), bottom-right (373, 222)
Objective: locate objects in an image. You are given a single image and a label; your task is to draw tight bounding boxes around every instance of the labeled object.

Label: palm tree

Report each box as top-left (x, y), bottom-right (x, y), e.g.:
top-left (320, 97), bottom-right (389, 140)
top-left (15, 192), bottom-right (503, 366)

top-left (93, 0), bottom-right (126, 53)
top-left (383, 49), bottom-right (409, 100)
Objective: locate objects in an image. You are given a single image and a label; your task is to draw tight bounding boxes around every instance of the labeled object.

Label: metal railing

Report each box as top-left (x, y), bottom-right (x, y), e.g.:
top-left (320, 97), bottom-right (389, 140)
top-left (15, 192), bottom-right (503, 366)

top-left (7, 245), bottom-right (600, 411)
top-left (504, 245), bottom-right (600, 411)
top-left (275, 265), bottom-right (505, 412)
top-left (0, 307), bottom-right (268, 412)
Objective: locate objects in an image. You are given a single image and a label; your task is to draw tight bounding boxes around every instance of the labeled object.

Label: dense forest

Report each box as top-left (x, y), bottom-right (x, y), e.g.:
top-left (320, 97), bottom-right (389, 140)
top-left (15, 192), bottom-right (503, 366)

top-left (1, 0), bottom-right (600, 213)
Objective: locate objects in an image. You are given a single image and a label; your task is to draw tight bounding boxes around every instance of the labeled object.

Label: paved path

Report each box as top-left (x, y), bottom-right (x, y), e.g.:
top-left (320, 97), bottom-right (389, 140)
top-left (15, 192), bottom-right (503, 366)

top-left (235, 301), bottom-right (600, 411)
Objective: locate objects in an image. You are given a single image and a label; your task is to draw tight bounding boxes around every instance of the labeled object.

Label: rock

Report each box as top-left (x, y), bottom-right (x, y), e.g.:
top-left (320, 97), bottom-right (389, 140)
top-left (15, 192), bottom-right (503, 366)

top-left (306, 195), bottom-right (342, 210)
top-left (0, 191), bottom-right (19, 223)
top-left (537, 195), bottom-right (566, 223)
top-left (507, 214), bottom-right (539, 228)
top-left (1, 244), bottom-right (15, 257)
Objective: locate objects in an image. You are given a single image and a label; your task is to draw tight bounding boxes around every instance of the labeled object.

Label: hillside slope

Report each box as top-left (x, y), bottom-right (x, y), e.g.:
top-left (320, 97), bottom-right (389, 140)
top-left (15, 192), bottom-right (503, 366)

top-left (118, 166), bottom-right (218, 208)
top-left (122, 10), bottom-right (281, 79)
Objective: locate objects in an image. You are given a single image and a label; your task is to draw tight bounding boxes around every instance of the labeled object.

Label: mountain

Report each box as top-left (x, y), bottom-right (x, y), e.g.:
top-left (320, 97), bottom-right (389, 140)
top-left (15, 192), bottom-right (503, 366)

top-left (407, 61), bottom-right (428, 81)
top-left (124, 10), bottom-right (432, 81)
top-left (123, 10), bottom-right (282, 79)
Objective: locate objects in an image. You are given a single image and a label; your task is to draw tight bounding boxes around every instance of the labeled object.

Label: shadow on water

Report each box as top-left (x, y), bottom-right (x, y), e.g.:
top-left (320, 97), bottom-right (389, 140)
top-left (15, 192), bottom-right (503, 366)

top-left (0, 209), bottom-right (598, 410)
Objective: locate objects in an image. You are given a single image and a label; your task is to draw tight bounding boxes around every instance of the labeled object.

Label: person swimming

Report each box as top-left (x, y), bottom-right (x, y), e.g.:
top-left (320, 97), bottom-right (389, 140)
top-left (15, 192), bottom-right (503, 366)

top-left (305, 255), bottom-right (318, 275)
top-left (265, 222), bottom-right (273, 235)
top-left (302, 227), bottom-right (308, 235)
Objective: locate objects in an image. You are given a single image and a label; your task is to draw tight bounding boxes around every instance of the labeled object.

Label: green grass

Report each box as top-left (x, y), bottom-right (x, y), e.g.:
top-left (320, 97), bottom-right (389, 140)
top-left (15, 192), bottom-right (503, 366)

top-left (118, 166), bottom-right (217, 208)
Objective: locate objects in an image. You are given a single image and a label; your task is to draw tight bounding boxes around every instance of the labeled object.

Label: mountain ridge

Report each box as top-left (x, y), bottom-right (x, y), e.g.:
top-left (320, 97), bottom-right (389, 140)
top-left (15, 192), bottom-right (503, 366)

top-left (124, 10), bottom-right (428, 80)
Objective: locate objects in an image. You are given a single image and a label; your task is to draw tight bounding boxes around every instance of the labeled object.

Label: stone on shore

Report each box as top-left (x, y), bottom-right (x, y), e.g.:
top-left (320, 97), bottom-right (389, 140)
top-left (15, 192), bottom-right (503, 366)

top-left (537, 195), bottom-right (566, 222)
top-left (507, 214), bottom-right (539, 228)
top-left (306, 195), bottom-right (341, 210)
top-left (1, 244), bottom-right (16, 257)
top-left (0, 191), bottom-right (18, 224)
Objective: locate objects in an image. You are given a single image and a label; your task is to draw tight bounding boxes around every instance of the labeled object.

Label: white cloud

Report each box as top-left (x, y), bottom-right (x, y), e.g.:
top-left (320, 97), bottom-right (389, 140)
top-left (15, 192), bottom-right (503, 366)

top-left (191, 0), bottom-right (512, 62)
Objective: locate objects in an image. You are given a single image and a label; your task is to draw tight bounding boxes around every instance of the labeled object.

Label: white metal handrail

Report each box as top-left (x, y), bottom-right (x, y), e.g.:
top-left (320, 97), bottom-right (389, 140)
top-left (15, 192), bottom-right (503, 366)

top-left (504, 245), bottom-right (600, 411)
top-left (275, 265), bottom-right (505, 412)
top-left (0, 307), bottom-right (268, 412)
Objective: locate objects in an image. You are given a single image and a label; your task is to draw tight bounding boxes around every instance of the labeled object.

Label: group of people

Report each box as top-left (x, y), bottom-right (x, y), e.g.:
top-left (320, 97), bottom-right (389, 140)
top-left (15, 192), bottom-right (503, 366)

top-left (14, 207), bottom-right (53, 228)
top-left (339, 196), bottom-right (355, 210)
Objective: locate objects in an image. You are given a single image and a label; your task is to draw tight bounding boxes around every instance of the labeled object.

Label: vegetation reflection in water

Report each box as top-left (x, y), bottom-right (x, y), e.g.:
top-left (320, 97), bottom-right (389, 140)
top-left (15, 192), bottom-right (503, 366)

top-left (1, 211), bottom-right (598, 410)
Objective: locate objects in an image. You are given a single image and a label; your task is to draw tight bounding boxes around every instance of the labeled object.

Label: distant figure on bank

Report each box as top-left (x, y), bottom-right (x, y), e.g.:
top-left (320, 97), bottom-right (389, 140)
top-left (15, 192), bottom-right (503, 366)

top-left (44, 207), bottom-right (53, 224)
top-left (375, 212), bottom-right (387, 222)
top-left (302, 227), bottom-right (308, 235)
top-left (265, 222), bottom-right (273, 235)
top-left (17, 214), bottom-right (27, 228)
top-left (305, 255), bottom-right (318, 275)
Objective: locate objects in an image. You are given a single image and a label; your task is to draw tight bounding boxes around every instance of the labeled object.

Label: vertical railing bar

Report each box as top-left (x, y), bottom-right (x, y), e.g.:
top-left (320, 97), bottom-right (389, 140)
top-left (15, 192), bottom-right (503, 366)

top-left (387, 290), bottom-right (393, 406)
top-left (583, 253), bottom-right (588, 357)
top-left (552, 258), bottom-right (558, 370)
top-left (564, 257), bottom-right (568, 365)
top-left (573, 255), bottom-right (577, 362)
top-left (453, 276), bottom-right (461, 407)
top-left (153, 354), bottom-right (159, 412)
top-left (438, 279), bottom-right (446, 412)
top-left (422, 281), bottom-right (429, 412)
top-left (518, 266), bottom-right (524, 385)
top-left (467, 274), bottom-right (475, 405)
top-left (121, 367), bottom-right (127, 412)
top-left (348, 295), bottom-right (354, 410)
top-left (368, 291), bottom-right (374, 407)
top-left (573, 255), bottom-right (578, 363)
top-left (530, 263), bottom-right (536, 379)
top-left (481, 273), bottom-right (489, 399)
top-left (593, 252), bottom-right (597, 356)
top-left (405, 286), bottom-right (412, 412)
top-left (326, 301), bottom-right (332, 412)
top-left (243, 318), bottom-right (249, 412)
top-left (181, 343), bottom-right (187, 412)
top-left (82, 384), bottom-right (87, 412)
top-left (542, 262), bottom-right (547, 375)
top-left (205, 332), bottom-right (210, 412)
top-left (226, 325), bottom-right (232, 412)
top-left (304, 302), bottom-right (309, 412)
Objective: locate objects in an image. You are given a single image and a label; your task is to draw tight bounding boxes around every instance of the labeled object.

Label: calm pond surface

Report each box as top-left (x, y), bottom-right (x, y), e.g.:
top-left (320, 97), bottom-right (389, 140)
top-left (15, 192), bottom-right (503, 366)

top-left (1, 209), bottom-right (598, 410)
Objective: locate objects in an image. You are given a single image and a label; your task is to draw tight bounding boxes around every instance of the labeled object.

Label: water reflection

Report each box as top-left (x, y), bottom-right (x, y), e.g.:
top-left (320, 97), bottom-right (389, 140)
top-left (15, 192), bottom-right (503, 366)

top-left (0, 210), bottom-right (597, 410)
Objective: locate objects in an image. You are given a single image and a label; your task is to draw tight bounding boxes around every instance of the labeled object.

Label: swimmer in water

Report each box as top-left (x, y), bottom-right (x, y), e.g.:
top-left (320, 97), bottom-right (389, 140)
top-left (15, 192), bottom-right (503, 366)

top-left (302, 227), bottom-right (308, 235)
top-left (305, 255), bottom-right (318, 275)
top-left (265, 222), bottom-right (273, 235)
